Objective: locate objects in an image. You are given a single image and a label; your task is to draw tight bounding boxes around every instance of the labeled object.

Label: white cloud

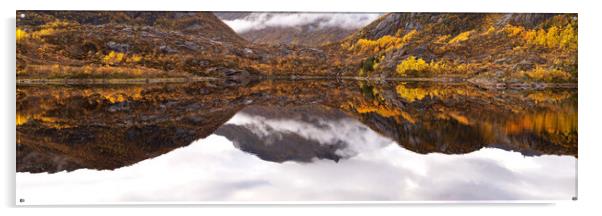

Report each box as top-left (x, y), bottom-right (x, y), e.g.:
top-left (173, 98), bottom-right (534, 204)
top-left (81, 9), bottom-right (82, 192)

top-left (222, 13), bottom-right (382, 33)
top-left (16, 134), bottom-right (576, 204)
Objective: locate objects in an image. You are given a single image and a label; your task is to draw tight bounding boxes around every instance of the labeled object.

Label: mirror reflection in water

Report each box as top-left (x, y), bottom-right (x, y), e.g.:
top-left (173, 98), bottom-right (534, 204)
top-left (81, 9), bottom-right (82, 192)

top-left (16, 79), bottom-right (577, 202)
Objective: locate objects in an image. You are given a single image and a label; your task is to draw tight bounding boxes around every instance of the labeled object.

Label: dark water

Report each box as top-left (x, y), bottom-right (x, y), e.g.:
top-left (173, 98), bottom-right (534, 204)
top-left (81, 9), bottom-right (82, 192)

top-left (16, 79), bottom-right (577, 203)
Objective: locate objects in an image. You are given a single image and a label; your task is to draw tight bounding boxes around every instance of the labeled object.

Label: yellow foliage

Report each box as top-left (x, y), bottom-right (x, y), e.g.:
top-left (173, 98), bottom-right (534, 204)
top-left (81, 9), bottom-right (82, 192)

top-left (31, 28), bottom-right (56, 39)
top-left (448, 112), bottom-right (471, 125)
top-left (559, 24), bottom-right (578, 50)
top-left (82, 65), bottom-right (93, 74)
top-left (482, 26), bottom-right (496, 36)
top-left (106, 94), bottom-right (127, 103)
top-left (97, 88), bottom-right (143, 104)
top-left (51, 64), bottom-right (61, 73)
top-left (354, 102), bottom-right (416, 124)
top-left (434, 35), bottom-right (451, 44)
top-left (395, 85), bottom-right (429, 102)
top-left (131, 68), bottom-right (143, 76)
top-left (448, 31), bottom-right (471, 44)
top-left (16, 28), bottom-right (28, 41)
top-left (396, 56), bottom-right (428, 74)
top-left (503, 25), bottom-right (525, 37)
top-left (527, 91), bottom-right (571, 103)
top-left (504, 24), bottom-right (577, 50)
top-left (401, 30), bottom-right (418, 44)
top-left (353, 36), bottom-right (399, 53)
top-left (16, 113), bottom-right (62, 127)
top-left (16, 114), bottom-right (29, 126)
top-left (399, 111), bottom-right (416, 124)
top-left (127, 54), bottom-right (143, 63)
top-left (505, 106), bottom-right (577, 136)
top-left (101, 52), bottom-right (148, 66)
top-left (42, 20), bottom-right (74, 29)
top-left (350, 30), bottom-right (418, 54)
top-left (102, 51), bottom-right (126, 65)
top-left (395, 84), bottom-right (471, 102)
top-left (395, 56), bottom-right (455, 75)
top-left (22, 63), bottom-right (168, 78)
top-left (522, 30), bottom-right (537, 42)
top-left (356, 105), bottom-right (401, 117)
top-left (427, 60), bottom-right (449, 73)
top-left (25, 20), bottom-right (75, 40)
top-left (524, 66), bottom-right (572, 81)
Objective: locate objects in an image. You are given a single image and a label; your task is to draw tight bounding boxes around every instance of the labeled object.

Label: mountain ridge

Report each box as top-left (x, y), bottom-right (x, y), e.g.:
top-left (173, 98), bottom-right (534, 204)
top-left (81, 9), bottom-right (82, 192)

top-left (17, 11), bottom-right (577, 85)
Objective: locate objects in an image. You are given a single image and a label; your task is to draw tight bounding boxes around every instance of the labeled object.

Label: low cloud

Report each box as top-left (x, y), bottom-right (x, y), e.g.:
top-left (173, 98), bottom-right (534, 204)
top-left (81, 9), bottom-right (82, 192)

top-left (222, 13), bottom-right (382, 33)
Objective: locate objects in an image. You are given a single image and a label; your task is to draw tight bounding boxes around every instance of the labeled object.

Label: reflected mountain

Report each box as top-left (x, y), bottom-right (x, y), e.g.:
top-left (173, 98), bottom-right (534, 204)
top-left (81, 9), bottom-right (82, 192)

top-left (16, 79), bottom-right (577, 173)
top-left (215, 105), bottom-right (391, 163)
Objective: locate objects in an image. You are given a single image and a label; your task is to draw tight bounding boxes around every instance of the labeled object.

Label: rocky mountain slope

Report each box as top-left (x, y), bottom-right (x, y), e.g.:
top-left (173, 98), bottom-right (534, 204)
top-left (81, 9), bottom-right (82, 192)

top-left (16, 11), bottom-right (348, 79)
top-left (17, 12), bottom-right (578, 84)
top-left (336, 13), bottom-right (577, 84)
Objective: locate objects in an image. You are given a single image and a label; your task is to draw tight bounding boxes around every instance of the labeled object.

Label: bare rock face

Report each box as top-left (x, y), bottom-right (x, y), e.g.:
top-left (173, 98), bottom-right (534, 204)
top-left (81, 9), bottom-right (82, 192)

top-left (506, 13), bottom-right (559, 28)
top-left (350, 13), bottom-right (488, 40)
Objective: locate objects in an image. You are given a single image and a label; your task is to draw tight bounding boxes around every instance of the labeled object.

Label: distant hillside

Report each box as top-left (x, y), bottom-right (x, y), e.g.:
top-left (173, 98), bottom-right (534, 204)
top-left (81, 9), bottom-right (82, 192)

top-left (216, 12), bottom-right (381, 47)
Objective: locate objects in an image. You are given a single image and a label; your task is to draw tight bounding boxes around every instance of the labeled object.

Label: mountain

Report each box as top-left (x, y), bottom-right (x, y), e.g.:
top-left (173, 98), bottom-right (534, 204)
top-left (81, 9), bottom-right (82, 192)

top-left (16, 11), bottom-right (347, 80)
top-left (216, 12), bottom-right (380, 47)
top-left (18, 11), bottom-right (246, 43)
top-left (16, 12), bottom-right (578, 85)
top-left (336, 13), bottom-right (577, 85)
top-left (215, 105), bottom-right (353, 163)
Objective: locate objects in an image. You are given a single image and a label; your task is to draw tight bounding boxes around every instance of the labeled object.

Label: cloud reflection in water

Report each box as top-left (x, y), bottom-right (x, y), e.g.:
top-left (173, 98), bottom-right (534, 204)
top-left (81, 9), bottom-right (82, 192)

top-left (17, 113), bottom-right (576, 203)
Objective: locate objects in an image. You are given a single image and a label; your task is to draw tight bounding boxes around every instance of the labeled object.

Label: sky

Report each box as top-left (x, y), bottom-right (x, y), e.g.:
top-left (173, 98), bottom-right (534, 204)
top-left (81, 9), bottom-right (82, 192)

top-left (16, 111), bottom-right (577, 204)
top-left (221, 12), bottom-right (382, 33)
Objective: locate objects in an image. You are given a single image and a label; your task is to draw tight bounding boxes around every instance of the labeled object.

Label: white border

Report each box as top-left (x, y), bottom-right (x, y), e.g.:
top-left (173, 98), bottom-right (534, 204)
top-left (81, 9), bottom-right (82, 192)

top-left (3, 0), bottom-right (602, 215)
top-left (12, 0), bottom-right (579, 13)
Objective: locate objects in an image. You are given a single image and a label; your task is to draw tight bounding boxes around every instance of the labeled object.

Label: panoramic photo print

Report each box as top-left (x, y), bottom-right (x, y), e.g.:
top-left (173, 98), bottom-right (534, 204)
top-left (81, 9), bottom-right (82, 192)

top-left (15, 11), bottom-right (577, 204)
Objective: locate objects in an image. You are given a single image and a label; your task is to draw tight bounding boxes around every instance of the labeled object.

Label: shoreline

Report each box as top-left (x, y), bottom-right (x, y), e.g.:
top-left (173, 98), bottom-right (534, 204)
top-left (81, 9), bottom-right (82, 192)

top-left (15, 76), bottom-right (467, 85)
top-left (16, 77), bottom-right (219, 85)
top-left (16, 76), bottom-right (578, 89)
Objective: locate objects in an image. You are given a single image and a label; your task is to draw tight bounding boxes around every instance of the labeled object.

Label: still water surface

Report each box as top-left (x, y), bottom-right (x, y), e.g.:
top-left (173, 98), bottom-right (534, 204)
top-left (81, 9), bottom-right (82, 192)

top-left (16, 80), bottom-right (577, 203)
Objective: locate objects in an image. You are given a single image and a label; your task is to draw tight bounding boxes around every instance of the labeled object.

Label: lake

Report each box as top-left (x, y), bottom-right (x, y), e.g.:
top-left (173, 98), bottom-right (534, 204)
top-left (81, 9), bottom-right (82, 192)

top-left (15, 79), bottom-right (577, 203)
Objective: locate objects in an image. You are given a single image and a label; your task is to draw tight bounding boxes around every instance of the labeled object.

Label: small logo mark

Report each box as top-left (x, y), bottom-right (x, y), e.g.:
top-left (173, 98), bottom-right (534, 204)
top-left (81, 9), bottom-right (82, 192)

top-left (572, 196), bottom-right (577, 201)
top-left (19, 198), bottom-right (24, 203)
